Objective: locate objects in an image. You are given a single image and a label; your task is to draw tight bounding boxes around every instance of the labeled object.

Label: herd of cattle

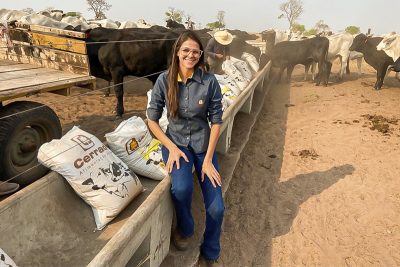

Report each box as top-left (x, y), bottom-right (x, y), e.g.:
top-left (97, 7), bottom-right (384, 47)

top-left (263, 29), bottom-right (400, 90)
top-left (1, 8), bottom-right (400, 117)
top-left (85, 27), bottom-right (262, 117)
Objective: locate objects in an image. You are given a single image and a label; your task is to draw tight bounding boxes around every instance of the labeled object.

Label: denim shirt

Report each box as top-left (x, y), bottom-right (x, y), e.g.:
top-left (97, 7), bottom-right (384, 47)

top-left (147, 67), bottom-right (223, 153)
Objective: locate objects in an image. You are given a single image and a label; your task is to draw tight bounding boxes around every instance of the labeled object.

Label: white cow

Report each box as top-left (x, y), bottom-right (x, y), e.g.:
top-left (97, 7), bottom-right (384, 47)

top-left (0, 8), bottom-right (28, 21)
top-left (326, 32), bottom-right (355, 80)
top-left (377, 34), bottom-right (400, 80)
top-left (19, 13), bottom-right (73, 29)
top-left (61, 15), bottom-right (92, 31)
top-left (306, 32), bottom-right (361, 81)
top-left (377, 34), bottom-right (400, 62)
top-left (48, 10), bottom-right (64, 21)
top-left (348, 50), bottom-right (363, 76)
top-left (118, 21), bottom-right (138, 29)
top-left (136, 19), bottom-right (152, 28)
top-left (87, 18), bottom-right (119, 29)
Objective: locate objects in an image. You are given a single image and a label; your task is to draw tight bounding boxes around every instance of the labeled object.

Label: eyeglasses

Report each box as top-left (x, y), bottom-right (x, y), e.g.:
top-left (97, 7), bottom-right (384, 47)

top-left (180, 47), bottom-right (203, 58)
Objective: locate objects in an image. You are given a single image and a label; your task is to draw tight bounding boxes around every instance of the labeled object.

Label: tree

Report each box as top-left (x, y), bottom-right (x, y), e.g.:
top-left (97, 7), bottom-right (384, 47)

top-left (206, 11), bottom-right (226, 30)
top-left (165, 7), bottom-right (184, 23)
top-left (292, 22), bottom-right (305, 33)
top-left (314, 20), bottom-right (330, 34)
top-left (345, 26), bottom-right (360, 35)
top-left (217, 11), bottom-right (225, 27)
top-left (278, 0), bottom-right (304, 33)
top-left (87, 0), bottom-right (111, 20)
top-left (303, 28), bottom-right (317, 36)
top-left (206, 21), bottom-right (224, 30)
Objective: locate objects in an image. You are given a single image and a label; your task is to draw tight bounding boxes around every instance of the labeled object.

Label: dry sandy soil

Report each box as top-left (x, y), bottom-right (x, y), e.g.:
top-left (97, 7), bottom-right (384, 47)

top-left (220, 62), bottom-right (400, 266)
top-left (6, 61), bottom-right (400, 266)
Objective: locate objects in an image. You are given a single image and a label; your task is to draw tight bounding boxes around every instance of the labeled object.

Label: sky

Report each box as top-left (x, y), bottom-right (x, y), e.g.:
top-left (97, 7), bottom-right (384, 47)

top-left (2, 0), bottom-right (399, 35)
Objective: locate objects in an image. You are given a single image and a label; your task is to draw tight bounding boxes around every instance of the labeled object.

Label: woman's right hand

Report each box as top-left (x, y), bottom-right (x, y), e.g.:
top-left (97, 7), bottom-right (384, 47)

top-left (166, 146), bottom-right (189, 173)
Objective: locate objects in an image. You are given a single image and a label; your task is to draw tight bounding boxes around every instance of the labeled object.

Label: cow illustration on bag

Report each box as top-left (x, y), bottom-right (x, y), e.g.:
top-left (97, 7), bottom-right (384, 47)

top-left (82, 162), bottom-right (138, 199)
top-left (142, 139), bottom-right (165, 167)
top-left (0, 249), bottom-right (17, 267)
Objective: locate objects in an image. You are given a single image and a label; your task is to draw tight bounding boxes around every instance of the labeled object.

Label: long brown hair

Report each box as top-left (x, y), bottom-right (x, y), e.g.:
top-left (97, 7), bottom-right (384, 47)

top-left (167, 30), bottom-right (205, 118)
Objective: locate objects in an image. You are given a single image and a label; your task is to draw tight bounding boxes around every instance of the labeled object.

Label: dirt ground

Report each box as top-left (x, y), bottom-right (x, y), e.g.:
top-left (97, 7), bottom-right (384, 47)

top-left (220, 62), bottom-right (400, 266)
top-left (6, 60), bottom-right (400, 266)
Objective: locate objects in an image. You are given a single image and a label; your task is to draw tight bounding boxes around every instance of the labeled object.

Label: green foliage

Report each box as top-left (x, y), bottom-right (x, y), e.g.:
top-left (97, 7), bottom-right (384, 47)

top-left (303, 28), bottom-right (317, 36)
top-left (345, 26), bottom-right (360, 35)
top-left (206, 21), bottom-right (225, 30)
top-left (292, 23), bottom-right (305, 33)
top-left (65, 12), bottom-right (81, 17)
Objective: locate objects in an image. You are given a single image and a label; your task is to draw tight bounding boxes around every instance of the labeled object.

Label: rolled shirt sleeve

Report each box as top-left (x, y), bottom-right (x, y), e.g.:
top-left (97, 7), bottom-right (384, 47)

top-left (147, 73), bottom-right (166, 121)
top-left (208, 75), bottom-right (223, 124)
top-left (205, 38), bottom-right (217, 59)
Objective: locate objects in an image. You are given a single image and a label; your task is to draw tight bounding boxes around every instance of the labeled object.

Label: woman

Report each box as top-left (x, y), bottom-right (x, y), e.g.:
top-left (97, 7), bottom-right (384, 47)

top-left (147, 30), bottom-right (224, 266)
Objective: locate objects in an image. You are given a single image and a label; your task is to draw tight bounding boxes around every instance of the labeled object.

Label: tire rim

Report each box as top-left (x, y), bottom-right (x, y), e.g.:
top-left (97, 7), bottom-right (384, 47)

top-left (10, 125), bottom-right (45, 167)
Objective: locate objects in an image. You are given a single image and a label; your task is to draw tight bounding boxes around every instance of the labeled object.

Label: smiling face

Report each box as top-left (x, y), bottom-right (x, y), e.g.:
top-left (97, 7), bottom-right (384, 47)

top-left (177, 38), bottom-right (201, 71)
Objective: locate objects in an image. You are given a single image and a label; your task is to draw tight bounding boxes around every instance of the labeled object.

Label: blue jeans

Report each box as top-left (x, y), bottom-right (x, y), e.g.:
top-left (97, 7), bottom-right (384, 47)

top-left (162, 145), bottom-right (224, 260)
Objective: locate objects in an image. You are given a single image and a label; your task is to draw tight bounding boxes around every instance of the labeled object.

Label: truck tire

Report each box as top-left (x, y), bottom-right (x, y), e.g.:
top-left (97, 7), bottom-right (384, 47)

top-left (0, 101), bottom-right (62, 185)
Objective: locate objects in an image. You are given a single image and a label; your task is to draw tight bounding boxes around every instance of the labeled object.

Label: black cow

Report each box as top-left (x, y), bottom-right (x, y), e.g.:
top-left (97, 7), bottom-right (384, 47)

top-left (86, 27), bottom-right (180, 117)
top-left (269, 36), bottom-right (330, 86)
top-left (393, 57), bottom-right (400, 72)
top-left (230, 37), bottom-right (261, 60)
top-left (349, 33), bottom-right (394, 90)
top-left (261, 30), bottom-right (276, 54)
top-left (166, 19), bottom-right (185, 29)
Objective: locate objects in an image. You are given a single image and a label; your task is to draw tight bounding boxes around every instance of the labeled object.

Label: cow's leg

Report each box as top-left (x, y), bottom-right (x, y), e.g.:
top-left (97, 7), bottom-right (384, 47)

top-left (375, 65), bottom-right (388, 90)
top-left (325, 61), bottom-right (332, 85)
top-left (356, 57), bottom-right (362, 76)
top-left (396, 72), bottom-right (400, 81)
top-left (393, 58), bottom-right (400, 72)
top-left (315, 60), bottom-right (325, 86)
top-left (103, 81), bottom-right (111, 97)
top-left (111, 68), bottom-right (125, 117)
top-left (311, 62), bottom-right (316, 81)
top-left (338, 54), bottom-right (349, 81)
top-left (277, 66), bottom-right (285, 83)
top-left (304, 63), bottom-right (310, 81)
top-left (346, 57), bottom-right (351, 74)
top-left (286, 65), bottom-right (294, 83)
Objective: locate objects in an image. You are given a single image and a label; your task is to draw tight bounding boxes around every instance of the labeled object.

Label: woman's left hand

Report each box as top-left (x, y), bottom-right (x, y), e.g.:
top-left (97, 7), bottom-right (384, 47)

top-left (201, 160), bottom-right (222, 188)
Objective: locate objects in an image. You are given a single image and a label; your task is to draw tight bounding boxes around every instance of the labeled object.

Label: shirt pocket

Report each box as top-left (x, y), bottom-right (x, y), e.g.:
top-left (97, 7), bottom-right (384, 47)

top-left (192, 91), bottom-right (208, 114)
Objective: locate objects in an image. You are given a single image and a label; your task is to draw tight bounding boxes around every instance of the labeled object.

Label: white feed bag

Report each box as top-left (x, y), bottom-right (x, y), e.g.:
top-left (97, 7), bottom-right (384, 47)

top-left (222, 60), bottom-right (249, 90)
top-left (105, 116), bottom-right (167, 181)
top-left (241, 52), bottom-right (259, 73)
top-left (215, 74), bottom-right (241, 96)
top-left (230, 56), bottom-right (253, 81)
top-left (38, 126), bottom-right (143, 230)
top-left (146, 89), bottom-right (169, 132)
top-left (220, 85), bottom-right (237, 107)
top-left (0, 248), bottom-right (18, 267)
